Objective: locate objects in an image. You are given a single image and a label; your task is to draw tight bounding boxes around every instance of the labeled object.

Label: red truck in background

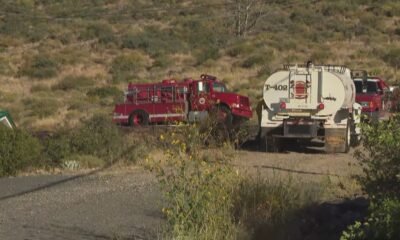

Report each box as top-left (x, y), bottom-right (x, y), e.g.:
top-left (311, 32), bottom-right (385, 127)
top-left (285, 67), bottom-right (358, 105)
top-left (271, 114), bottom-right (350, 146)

top-left (113, 74), bottom-right (252, 127)
top-left (352, 71), bottom-right (391, 122)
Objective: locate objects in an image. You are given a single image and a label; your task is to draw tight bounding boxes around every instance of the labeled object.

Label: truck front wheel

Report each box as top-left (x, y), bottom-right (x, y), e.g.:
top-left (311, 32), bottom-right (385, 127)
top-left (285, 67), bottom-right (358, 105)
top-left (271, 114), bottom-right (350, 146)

top-left (129, 110), bottom-right (149, 127)
top-left (212, 105), bottom-right (233, 127)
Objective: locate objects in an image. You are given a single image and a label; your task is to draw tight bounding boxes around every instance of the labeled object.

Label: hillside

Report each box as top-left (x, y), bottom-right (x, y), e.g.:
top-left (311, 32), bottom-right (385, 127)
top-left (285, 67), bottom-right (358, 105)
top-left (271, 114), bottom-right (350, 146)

top-left (1, 0), bottom-right (400, 130)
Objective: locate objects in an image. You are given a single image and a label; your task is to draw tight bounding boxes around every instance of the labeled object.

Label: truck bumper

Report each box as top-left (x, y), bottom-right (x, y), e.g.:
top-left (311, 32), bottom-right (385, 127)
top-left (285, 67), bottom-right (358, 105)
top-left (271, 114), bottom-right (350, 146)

top-left (360, 111), bottom-right (379, 123)
top-left (112, 114), bottom-right (129, 124)
top-left (260, 120), bottom-right (322, 139)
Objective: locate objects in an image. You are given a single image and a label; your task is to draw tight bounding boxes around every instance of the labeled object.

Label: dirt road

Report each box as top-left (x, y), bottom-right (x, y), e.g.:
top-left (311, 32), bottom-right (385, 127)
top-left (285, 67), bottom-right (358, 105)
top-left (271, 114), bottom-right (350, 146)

top-left (0, 168), bottom-right (162, 240)
top-left (0, 147), bottom-right (360, 240)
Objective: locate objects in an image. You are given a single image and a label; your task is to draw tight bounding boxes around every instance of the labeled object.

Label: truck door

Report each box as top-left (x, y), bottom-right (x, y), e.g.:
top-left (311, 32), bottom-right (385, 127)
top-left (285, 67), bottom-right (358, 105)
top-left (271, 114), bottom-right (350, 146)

top-left (191, 81), bottom-right (210, 111)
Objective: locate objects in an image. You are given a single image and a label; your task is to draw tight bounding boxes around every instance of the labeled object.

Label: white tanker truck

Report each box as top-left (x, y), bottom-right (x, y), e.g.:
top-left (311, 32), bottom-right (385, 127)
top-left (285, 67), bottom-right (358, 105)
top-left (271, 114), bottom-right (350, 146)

top-left (259, 64), bottom-right (362, 153)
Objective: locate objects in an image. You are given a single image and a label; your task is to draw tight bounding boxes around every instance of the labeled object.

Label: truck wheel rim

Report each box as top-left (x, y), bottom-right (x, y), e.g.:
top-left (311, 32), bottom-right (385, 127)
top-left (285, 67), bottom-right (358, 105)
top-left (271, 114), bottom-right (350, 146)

top-left (133, 115), bottom-right (142, 125)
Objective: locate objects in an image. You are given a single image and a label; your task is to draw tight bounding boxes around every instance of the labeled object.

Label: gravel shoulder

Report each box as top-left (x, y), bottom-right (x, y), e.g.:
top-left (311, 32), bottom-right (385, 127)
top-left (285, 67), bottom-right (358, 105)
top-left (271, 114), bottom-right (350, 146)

top-left (0, 167), bottom-right (163, 240)
top-left (0, 145), bottom-right (362, 240)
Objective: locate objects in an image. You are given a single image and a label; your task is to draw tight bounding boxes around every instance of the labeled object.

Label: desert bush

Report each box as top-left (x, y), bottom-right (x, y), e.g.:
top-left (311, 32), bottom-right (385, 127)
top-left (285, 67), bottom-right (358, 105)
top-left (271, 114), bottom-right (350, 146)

top-left (121, 27), bottom-right (185, 56)
top-left (382, 47), bottom-right (400, 70)
top-left (53, 75), bottom-right (94, 91)
top-left (23, 97), bottom-right (60, 118)
top-left (110, 53), bottom-right (148, 82)
top-left (0, 57), bottom-right (13, 75)
top-left (241, 51), bottom-right (274, 68)
top-left (146, 124), bottom-right (238, 239)
top-left (194, 46), bottom-right (220, 65)
top-left (0, 126), bottom-right (42, 176)
top-left (20, 54), bottom-right (59, 79)
top-left (340, 115), bottom-right (400, 240)
top-left (146, 122), bottom-right (323, 239)
top-left (30, 84), bottom-right (51, 93)
top-left (79, 22), bottom-right (117, 45)
top-left (226, 42), bottom-right (256, 57)
top-left (70, 114), bottom-right (124, 162)
top-left (341, 198), bottom-right (400, 240)
top-left (354, 115), bottom-right (400, 199)
top-left (42, 114), bottom-right (125, 166)
top-left (233, 174), bottom-right (324, 237)
top-left (86, 86), bottom-right (122, 99)
top-left (42, 131), bottom-right (72, 167)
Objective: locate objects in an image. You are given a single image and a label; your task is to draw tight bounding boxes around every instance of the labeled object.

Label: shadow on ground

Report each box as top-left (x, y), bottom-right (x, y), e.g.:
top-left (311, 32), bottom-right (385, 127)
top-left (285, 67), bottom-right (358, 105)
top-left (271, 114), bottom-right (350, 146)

top-left (252, 197), bottom-right (369, 240)
top-left (239, 138), bottom-right (328, 154)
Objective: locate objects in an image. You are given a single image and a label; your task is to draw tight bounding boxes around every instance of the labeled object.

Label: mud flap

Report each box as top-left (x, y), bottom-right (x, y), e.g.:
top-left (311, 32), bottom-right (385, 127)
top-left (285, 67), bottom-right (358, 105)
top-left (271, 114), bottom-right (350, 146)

top-left (325, 128), bottom-right (348, 153)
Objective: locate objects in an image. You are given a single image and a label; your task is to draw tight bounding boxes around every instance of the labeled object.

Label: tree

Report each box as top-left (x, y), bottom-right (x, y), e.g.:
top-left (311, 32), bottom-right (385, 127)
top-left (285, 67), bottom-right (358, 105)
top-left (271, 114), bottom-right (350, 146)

top-left (227, 0), bottom-right (266, 37)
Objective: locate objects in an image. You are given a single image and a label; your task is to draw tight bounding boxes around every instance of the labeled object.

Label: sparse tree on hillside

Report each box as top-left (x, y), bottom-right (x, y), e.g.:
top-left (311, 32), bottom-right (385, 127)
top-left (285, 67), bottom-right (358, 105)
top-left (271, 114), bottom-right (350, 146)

top-left (227, 0), bottom-right (266, 37)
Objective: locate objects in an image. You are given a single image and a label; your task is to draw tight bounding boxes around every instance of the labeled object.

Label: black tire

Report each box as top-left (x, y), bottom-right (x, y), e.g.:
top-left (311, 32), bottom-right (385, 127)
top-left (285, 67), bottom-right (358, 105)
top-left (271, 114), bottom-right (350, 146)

top-left (212, 105), bottom-right (233, 127)
top-left (325, 122), bottom-right (350, 153)
top-left (265, 135), bottom-right (274, 152)
top-left (350, 119), bottom-right (359, 147)
top-left (129, 110), bottom-right (149, 127)
top-left (344, 121), bottom-right (350, 153)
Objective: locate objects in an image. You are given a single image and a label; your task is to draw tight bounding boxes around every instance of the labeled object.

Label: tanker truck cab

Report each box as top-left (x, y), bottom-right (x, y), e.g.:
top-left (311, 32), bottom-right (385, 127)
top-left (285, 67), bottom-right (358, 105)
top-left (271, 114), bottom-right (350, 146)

top-left (259, 64), bottom-right (362, 153)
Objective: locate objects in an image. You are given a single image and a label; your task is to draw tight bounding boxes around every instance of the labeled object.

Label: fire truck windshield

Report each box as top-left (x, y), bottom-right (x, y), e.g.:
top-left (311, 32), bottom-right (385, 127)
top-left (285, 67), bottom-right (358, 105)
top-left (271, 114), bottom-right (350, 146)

top-left (212, 82), bottom-right (228, 93)
top-left (354, 80), bottom-right (379, 94)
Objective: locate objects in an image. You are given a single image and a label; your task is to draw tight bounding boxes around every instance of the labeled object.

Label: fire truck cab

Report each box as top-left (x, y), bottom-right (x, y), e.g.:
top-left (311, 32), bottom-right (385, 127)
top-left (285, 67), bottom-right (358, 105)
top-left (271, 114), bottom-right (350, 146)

top-left (113, 74), bottom-right (252, 126)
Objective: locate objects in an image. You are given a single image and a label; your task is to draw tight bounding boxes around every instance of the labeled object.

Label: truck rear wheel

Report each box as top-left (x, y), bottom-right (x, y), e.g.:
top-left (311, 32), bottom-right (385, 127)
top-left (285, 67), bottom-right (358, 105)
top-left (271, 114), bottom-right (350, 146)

top-left (325, 121), bottom-right (350, 153)
top-left (129, 110), bottom-right (149, 127)
top-left (265, 135), bottom-right (272, 152)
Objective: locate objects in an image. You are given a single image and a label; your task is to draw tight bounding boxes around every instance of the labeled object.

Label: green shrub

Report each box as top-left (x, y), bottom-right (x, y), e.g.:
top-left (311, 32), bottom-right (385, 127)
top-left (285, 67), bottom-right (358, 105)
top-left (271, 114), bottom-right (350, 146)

top-left (23, 97), bottom-right (60, 118)
top-left (226, 42), bottom-right (256, 57)
top-left (86, 86), bottom-right (122, 99)
top-left (382, 48), bottom-right (400, 70)
top-left (0, 126), bottom-right (42, 176)
top-left (110, 53), bottom-right (148, 82)
top-left (42, 114), bottom-right (125, 166)
top-left (0, 56), bottom-right (13, 75)
top-left (233, 174), bottom-right (324, 237)
top-left (355, 116), bottom-right (400, 199)
top-left (70, 114), bottom-right (124, 162)
top-left (121, 27), bottom-right (185, 56)
top-left (20, 54), bottom-right (59, 79)
top-left (146, 124), bottom-right (238, 239)
top-left (79, 22), bottom-right (117, 45)
top-left (53, 75), bottom-right (94, 91)
top-left (30, 84), bottom-right (51, 93)
top-left (241, 51), bottom-right (274, 68)
top-left (341, 198), bottom-right (400, 240)
top-left (194, 46), bottom-right (220, 65)
top-left (41, 128), bottom-right (75, 167)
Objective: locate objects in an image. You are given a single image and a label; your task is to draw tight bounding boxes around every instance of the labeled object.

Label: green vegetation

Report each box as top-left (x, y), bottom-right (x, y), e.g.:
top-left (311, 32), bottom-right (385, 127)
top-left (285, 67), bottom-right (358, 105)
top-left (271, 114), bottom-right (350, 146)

top-left (0, 0), bottom-right (399, 128)
top-left (20, 54), bottom-right (59, 79)
top-left (147, 124), bottom-right (324, 239)
top-left (341, 115), bottom-right (400, 240)
top-left (0, 126), bottom-right (41, 176)
top-left (0, 114), bottom-right (149, 174)
top-left (110, 53), bottom-right (149, 83)
top-left (53, 75), bottom-right (94, 91)
top-left (341, 198), bottom-right (400, 240)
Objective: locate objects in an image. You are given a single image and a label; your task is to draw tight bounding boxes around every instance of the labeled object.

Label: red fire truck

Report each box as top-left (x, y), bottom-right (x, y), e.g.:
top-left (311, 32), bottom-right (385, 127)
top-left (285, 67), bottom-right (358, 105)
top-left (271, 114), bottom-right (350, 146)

top-left (352, 70), bottom-right (392, 121)
top-left (113, 74), bottom-right (253, 126)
